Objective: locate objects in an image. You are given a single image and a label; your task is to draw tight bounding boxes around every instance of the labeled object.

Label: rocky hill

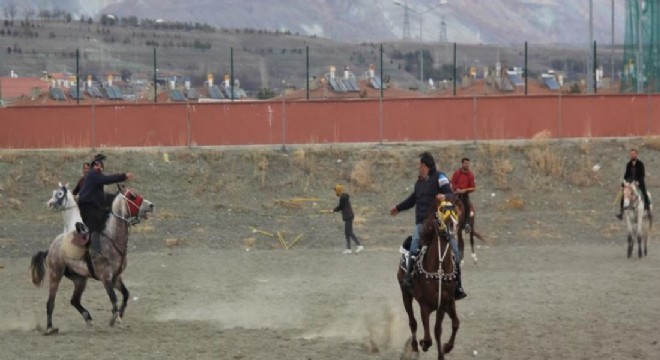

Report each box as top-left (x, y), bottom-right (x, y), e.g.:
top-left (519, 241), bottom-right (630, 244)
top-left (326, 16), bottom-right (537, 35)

top-left (0, 0), bottom-right (626, 45)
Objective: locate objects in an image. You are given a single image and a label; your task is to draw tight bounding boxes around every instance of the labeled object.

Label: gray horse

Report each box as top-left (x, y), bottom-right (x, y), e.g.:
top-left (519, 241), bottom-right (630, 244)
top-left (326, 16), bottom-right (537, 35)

top-left (31, 185), bottom-right (154, 335)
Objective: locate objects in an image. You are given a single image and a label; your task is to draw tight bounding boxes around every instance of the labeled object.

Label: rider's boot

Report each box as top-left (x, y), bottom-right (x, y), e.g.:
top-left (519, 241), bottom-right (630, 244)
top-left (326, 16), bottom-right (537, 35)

top-left (90, 232), bottom-right (102, 254)
top-left (401, 255), bottom-right (416, 292)
top-left (455, 260), bottom-right (468, 301)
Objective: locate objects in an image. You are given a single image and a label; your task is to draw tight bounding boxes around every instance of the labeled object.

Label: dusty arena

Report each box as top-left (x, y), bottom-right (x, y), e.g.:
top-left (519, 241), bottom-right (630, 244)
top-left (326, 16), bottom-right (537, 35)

top-left (1, 140), bottom-right (659, 359)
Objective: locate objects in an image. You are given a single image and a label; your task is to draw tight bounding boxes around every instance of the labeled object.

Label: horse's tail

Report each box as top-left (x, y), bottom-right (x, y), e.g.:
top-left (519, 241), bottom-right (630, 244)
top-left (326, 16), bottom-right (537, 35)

top-left (30, 250), bottom-right (48, 287)
top-left (473, 230), bottom-right (490, 244)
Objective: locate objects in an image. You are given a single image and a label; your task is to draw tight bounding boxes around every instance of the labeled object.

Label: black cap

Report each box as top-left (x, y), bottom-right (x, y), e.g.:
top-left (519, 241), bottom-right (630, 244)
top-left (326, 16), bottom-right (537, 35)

top-left (419, 151), bottom-right (436, 169)
top-left (91, 153), bottom-right (106, 166)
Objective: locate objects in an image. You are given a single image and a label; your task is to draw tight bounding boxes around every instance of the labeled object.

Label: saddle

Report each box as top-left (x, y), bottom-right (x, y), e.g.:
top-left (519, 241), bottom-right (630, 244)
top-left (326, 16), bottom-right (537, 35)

top-left (72, 222), bottom-right (90, 247)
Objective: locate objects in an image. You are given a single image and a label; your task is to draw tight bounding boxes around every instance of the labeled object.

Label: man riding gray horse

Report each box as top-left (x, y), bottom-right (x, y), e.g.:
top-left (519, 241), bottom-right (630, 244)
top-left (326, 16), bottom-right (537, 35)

top-left (78, 154), bottom-right (135, 254)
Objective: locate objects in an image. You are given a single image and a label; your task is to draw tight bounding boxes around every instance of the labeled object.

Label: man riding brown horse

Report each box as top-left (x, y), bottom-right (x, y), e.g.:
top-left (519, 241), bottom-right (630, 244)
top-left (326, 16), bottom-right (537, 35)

top-left (390, 152), bottom-right (467, 301)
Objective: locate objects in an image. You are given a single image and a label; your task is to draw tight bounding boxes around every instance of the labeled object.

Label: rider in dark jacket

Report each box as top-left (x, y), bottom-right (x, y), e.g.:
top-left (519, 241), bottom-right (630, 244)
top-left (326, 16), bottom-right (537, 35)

top-left (78, 154), bottom-right (135, 253)
top-left (390, 152), bottom-right (467, 300)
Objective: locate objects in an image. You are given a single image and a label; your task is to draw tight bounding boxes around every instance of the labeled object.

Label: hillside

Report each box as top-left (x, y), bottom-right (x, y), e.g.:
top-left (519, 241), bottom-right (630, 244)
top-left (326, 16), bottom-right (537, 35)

top-left (0, 17), bottom-right (618, 95)
top-left (0, 0), bottom-right (626, 45)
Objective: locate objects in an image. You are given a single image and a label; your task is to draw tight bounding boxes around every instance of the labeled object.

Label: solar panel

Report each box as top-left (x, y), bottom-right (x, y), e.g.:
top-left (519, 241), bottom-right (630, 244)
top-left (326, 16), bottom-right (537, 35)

top-left (208, 85), bottom-right (224, 99)
top-left (347, 78), bottom-right (360, 91)
top-left (70, 87), bottom-right (84, 100)
top-left (507, 71), bottom-right (524, 87)
top-left (186, 88), bottom-right (199, 100)
top-left (169, 89), bottom-right (186, 101)
top-left (328, 77), bottom-right (343, 92)
top-left (542, 75), bottom-right (560, 90)
top-left (370, 77), bottom-right (385, 89)
top-left (49, 87), bottom-right (66, 100)
top-left (110, 86), bottom-right (123, 99)
top-left (88, 86), bottom-right (103, 98)
top-left (223, 86), bottom-right (238, 99)
top-left (104, 87), bottom-right (115, 99)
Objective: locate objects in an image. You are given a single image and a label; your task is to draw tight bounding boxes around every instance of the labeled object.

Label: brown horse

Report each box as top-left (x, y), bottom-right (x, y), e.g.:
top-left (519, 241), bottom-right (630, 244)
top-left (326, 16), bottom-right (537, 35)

top-left (454, 194), bottom-right (487, 264)
top-left (397, 199), bottom-right (460, 360)
top-left (31, 185), bottom-right (154, 335)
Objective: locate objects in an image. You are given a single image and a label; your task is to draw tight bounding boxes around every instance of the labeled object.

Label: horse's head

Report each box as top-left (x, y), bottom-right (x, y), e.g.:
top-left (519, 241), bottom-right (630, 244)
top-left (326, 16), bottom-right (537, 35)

top-left (420, 198), bottom-right (456, 247)
top-left (112, 186), bottom-right (155, 224)
top-left (47, 182), bottom-right (73, 211)
top-left (622, 180), bottom-right (639, 208)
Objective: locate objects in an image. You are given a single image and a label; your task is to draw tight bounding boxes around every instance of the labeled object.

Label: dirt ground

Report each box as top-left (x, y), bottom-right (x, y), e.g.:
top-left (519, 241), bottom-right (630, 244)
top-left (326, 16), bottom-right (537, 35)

top-left (1, 139), bottom-right (660, 359)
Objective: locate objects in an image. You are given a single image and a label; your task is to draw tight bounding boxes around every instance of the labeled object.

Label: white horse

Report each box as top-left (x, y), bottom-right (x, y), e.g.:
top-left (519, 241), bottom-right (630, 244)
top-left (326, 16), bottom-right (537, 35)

top-left (47, 182), bottom-right (82, 234)
top-left (622, 180), bottom-right (652, 258)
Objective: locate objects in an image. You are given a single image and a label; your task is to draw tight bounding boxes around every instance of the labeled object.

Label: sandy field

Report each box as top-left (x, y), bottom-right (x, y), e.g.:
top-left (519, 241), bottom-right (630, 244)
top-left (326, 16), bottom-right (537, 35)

top-left (1, 140), bottom-right (660, 359)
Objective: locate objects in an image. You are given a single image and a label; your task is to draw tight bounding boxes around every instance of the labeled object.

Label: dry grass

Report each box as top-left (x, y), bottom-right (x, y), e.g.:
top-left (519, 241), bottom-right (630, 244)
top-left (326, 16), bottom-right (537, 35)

top-left (642, 136), bottom-right (660, 151)
top-left (350, 159), bottom-right (374, 191)
top-left (527, 143), bottom-right (563, 178)
top-left (477, 143), bottom-right (514, 189)
top-left (498, 194), bottom-right (525, 210)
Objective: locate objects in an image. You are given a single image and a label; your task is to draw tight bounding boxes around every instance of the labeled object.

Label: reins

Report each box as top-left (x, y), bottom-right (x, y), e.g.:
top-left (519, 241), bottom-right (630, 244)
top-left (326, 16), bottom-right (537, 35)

top-left (110, 192), bottom-right (142, 226)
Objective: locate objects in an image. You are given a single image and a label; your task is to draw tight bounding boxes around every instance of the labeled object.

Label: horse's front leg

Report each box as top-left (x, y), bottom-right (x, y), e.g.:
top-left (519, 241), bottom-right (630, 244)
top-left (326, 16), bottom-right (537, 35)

top-left (627, 234), bottom-right (633, 258)
top-left (400, 281), bottom-right (419, 355)
top-left (113, 276), bottom-right (130, 321)
top-left (102, 277), bottom-right (120, 326)
top-left (637, 234), bottom-right (643, 258)
top-left (434, 309), bottom-right (445, 360)
top-left (442, 294), bottom-right (460, 356)
top-left (419, 304), bottom-right (433, 352)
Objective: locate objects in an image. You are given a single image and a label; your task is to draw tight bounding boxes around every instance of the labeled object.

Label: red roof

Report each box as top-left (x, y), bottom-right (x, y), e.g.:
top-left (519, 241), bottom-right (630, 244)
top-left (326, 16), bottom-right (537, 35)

top-left (0, 77), bottom-right (50, 100)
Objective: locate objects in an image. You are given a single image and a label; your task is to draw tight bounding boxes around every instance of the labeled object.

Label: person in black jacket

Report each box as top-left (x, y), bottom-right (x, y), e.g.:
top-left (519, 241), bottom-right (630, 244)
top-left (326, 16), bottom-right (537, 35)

top-left (617, 148), bottom-right (652, 219)
top-left (78, 154), bottom-right (135, 253)
top-left (333, 184), bottom-right (364, 254)
top-left (390, 152), bottom-right (467, 300)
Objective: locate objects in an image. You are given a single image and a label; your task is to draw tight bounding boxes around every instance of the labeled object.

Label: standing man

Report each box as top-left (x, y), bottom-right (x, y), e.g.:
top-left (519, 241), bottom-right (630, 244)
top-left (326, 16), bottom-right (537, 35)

top-left (617, 148), bottom-right (651, 219)
top-left (78, 154), bottom-right (135, 254)
top-left (332, 184), bottom-right (364, 254)
top-left (390, 152), bottom-right (467, 300)
top-left (451, 157), bottom-right (476, 230)
top-left (72, 162), bottom-right (91, 197)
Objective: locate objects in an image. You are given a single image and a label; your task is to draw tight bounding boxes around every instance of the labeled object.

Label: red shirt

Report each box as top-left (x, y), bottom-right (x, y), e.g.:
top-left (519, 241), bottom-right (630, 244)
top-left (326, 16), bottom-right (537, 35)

top-left (451, 169), bottom-right (475, 191)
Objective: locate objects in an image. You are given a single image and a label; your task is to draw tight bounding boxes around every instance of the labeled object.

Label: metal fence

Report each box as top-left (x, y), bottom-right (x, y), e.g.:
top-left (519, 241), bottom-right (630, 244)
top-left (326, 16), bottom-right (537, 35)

top-left (0, 18), bottom-right (646, 105)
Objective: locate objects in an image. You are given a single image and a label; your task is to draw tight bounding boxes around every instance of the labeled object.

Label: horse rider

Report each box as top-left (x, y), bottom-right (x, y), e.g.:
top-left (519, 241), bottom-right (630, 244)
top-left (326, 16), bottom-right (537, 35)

top-left (616, 148), bottom-right (651, 220)
top-left (390, 152), bottom-right (467, 300)
top-left (451, 157), bottom-right (476, 232)
top-left (78, 154), bottom-right (135, 254)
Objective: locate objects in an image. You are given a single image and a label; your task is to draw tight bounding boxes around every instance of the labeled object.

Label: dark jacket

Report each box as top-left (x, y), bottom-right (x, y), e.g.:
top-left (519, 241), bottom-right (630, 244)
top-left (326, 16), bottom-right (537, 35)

top-left (624, 159), bottom-right (645, 184)
top-left (78, 169), bottom-right (127, 210)
top-left (333, 193), bottom-right (355, 221)
top-left (72, 176), bottom-right (85, 196)
top-left (396, 169), bottom-right (453, 224)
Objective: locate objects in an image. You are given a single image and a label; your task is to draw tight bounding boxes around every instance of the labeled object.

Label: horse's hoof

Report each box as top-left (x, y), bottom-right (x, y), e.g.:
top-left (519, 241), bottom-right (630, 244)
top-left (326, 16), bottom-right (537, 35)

top-left (442, 343), bottom-right (454, 354)
top-left (86, 319), bottom-right (94, 327)
top-left (109, 314), bottom-right (118, 327)
top-left (460, 259), bottom-right (465, 267)
top-left (471, 253), bottom-right (478, 264)
top-left (44, 327), bottom-right (59, 336)
top-left (116, 316), bottom-right (123, 325)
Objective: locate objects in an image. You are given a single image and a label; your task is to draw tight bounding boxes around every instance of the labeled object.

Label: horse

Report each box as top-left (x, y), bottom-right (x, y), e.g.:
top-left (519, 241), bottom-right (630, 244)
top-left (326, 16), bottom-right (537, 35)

top-left (622, 180), bottom-right (652, 258)
top-left (454, 193), bottom-right (487, 264)
top-left (47, 182), bottom-right (82, 234)
top-left (397, 199), bottom-right (460, 360)
top-left (31, 184), bottom-right (154, 335)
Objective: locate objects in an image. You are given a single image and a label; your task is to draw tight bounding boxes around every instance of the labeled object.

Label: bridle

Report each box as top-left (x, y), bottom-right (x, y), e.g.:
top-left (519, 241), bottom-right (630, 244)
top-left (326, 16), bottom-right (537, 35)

top-left (111, 189), bottom-right (145, 226)
top-left (52, 186), bottom-right (77, 211)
